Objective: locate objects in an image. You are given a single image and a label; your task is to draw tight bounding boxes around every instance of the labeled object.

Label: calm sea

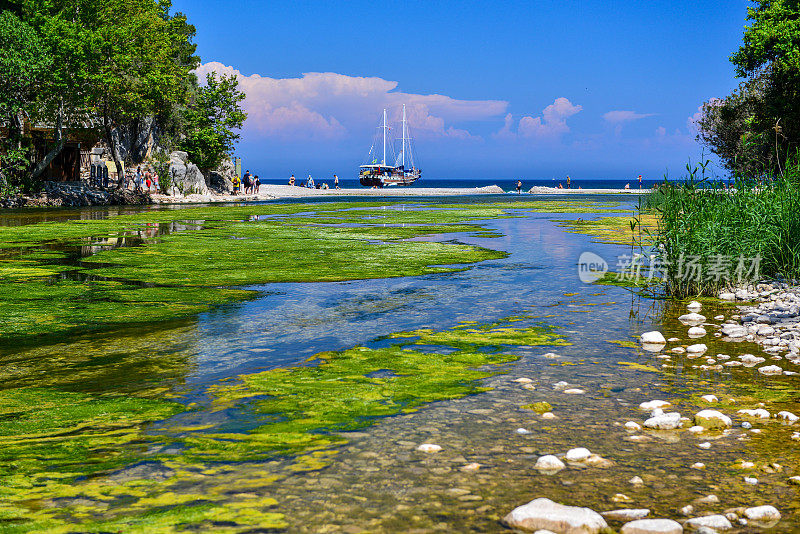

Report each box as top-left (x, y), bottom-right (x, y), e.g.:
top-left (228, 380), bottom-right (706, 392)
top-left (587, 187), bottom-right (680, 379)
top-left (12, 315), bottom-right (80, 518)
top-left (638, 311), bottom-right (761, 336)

top-left (257, 177), bottom-right (666, 191)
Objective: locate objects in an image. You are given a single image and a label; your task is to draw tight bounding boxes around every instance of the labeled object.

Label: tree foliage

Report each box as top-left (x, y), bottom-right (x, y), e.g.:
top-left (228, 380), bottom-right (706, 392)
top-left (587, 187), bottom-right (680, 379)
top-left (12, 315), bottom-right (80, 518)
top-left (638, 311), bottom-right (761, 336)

top-left (697, 0), bottom-right (800, 177)
top-left (180, 73), bottom-right (247, 170)
top-left (0, 0), bottom-right (200, 190)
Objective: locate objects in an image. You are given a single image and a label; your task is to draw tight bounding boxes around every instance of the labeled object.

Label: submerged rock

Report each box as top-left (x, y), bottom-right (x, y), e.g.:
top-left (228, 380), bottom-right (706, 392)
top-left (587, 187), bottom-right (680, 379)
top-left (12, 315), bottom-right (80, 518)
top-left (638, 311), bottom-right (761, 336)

top-left (679, 313), bottom-right (706, 325)
top-left (685, 514), bottom-right (732, 530)
top-left (758, 365), bottom-right (783, 375)
top-left (686, 344), bottom-right (708, 355)
top-left (776, 411), bottom-right (799, 422)
top-left (738, 408), bottom-right (770, 419)
top-left (641, 331), bottom-right (667, 344)
top-left (640, 400), bottom-right (671, 411)
top-left (644, 412), bottom-right (682, 430)
top-left (743, 505), bottom-right (780, 521)
top-left (688, 326), bottom-right (707, 337)
top-left (601, 509), bottom-right (650, 521)
top-left (694, 409), bottom-right (732, 429)
top-left (503, 498), bottom-right (608, 533)
top-left (416, 443), bottom-right (442, 453)
top-left (534, 455), bottom-right (565, 473)
top-left (565, 447), bottom-right (592, 462)
top-left (687, 300), bottom-right (703, 312)
top-left (620, 518), bottom-right (682, 534)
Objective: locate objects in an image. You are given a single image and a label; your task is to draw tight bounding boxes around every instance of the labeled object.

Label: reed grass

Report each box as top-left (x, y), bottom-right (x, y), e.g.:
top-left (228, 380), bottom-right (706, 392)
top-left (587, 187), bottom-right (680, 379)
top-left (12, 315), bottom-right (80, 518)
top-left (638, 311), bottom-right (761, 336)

top-left (647, 162), bottom-right (800, 297)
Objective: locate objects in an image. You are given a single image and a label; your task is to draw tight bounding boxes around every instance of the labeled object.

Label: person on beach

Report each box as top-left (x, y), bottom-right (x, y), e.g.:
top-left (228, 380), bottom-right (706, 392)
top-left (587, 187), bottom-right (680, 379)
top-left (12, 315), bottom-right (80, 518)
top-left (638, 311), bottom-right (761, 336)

top-left (135, 167), bottom-right (143, 192)
top-left (145, 171), bottom-right (152, 192)
top-left (254, 175), bottom-right (260, 194)
top-left (567, 175), bottom-right (571, 189)
top-left (334, 174), bottom-right (339, 189)
top-left (515, 180), bottom-right (522, 194)
top-left (232, 175), bottom-right (241, 195)
top-left (638, 174), bottom-right (643, 188)
top-left (307, 175), bottom-right (315, 189)
top-left (624, 183), bottom-right (630, 190)
top-left (289, 174), bottom-right (295, 186)
top-left (153, 173), bottom-right (160, 193)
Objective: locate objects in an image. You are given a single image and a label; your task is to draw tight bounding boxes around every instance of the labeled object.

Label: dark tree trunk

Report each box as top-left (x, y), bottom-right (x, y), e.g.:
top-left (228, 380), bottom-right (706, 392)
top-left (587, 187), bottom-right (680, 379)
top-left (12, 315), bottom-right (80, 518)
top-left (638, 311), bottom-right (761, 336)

top-left (103, 105), bottom-right (125, 189)
top-left (30, 98), bottom-right (65, 181)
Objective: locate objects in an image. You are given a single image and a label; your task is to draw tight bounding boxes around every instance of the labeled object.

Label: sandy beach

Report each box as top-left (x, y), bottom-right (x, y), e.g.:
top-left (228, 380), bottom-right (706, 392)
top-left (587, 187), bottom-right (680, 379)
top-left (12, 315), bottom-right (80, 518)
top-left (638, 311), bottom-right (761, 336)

top-left (149, 184), bottom-right (652, 204)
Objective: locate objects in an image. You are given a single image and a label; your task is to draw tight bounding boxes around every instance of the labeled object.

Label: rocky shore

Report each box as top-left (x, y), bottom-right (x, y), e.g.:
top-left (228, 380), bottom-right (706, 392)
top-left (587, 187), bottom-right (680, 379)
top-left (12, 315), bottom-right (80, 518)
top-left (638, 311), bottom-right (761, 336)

top-left (494, 284), bottom-right (799, 534)
top-left (0, 181), bottom-right (151, 209)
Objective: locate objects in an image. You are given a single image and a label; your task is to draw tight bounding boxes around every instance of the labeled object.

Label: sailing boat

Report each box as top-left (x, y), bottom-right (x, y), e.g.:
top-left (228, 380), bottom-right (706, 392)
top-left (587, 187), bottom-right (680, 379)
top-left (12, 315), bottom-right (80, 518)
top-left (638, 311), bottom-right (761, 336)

top-left (359, 105), bottom-right (421, 187)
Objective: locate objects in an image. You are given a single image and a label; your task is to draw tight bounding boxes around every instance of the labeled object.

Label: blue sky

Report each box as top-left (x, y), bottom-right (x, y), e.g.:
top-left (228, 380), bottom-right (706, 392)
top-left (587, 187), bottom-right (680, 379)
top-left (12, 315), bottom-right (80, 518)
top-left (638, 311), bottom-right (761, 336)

top-left (174, 0), bottom-right (751, 180)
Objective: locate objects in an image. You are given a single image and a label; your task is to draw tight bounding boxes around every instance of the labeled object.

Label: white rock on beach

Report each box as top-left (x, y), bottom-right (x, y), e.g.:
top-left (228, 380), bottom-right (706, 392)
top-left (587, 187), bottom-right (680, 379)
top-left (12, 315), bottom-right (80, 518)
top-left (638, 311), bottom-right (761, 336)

top-left (694, 409), bottom-right (732, 429)
top-left (686, 344), bottom-right (708, 355)
top-left (641, 331), bottom-right (667, 344)
top-left (640, 400), bottom-right (671, 411)
top-left (721, 324), bottom-right (748, 338)
top-left (534, 455), bottom-right (565, 472)
top-left (743, 505), bottom-right (781, 521)
top-left (719, 291), bottom-right (736, 301)
top-left (684, 514), bottom-right (732, 530)
top-left (738, 408), bottom-right (770, 419)
top-left (740, 354), bottom-right (766, 366)
top-left (758, 365), bottom-right (783, 375)
top-left (687, 301), bottom-right (703, 312)
top-left (503, 498), bottom-right (608, 533)
top-left (679, 313), bottom-right (706, 325)
top-left (776, 411), bottom-right (799, 422)
top-left (601, 509), bottom-right (650, 521)
top-left (644, 412), bottom-right (682, 430)
top-left (688, 326), bottom-right (707, 337)
top-left (621, 519), bottom-right (683, 534)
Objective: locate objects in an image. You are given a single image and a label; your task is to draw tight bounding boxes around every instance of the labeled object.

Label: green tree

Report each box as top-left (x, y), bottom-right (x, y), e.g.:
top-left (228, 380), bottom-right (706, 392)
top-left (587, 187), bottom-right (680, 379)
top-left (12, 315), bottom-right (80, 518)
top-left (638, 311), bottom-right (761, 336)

top-left (698, 0), bottom-right (800, 176)
top-left (18, 0), bottom-right (198, 187)
top-left (0, 9), bottom-right (51, 189)
top-left (180, 72), bottom-right (247, 170)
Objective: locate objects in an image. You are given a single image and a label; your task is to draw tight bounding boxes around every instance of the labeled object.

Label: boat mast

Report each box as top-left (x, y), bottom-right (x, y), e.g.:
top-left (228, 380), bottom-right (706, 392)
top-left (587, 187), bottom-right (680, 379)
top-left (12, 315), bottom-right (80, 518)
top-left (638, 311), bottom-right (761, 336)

top-left (401, 104), bottom-right (406, 169)
top-left (382, 109), bottom-right (387, 166)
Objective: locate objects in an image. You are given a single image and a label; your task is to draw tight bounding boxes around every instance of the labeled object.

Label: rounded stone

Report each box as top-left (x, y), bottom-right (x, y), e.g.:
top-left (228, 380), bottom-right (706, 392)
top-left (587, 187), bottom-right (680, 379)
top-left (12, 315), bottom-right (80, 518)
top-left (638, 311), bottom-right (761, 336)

top-left (620, 518), bottom-right (683, 534)
top-left (503, 497), bottom-right (608, 533)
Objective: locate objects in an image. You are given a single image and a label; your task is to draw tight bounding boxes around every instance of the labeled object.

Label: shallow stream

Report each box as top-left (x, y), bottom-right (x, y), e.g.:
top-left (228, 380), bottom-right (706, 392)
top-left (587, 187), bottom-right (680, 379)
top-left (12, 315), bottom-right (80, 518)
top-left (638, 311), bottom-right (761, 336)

top-left (0, 196), bottom-right (797, 533)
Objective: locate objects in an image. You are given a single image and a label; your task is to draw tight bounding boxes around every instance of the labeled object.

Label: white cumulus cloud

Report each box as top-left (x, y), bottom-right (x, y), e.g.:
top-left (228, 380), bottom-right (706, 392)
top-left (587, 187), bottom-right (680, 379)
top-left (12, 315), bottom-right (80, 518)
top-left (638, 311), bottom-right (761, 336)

top-left (195, 62), bottom-right (507, 141)
top-left (493, 97), bottom-right (582, 140)
top-left (602, 110), bottom-right (655, 123)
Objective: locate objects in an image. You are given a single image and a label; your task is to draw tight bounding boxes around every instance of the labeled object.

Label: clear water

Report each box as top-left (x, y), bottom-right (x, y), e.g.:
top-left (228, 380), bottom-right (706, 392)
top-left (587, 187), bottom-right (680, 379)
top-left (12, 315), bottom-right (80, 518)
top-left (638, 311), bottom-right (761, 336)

top-left (1, 198), bottom-right (798, 532)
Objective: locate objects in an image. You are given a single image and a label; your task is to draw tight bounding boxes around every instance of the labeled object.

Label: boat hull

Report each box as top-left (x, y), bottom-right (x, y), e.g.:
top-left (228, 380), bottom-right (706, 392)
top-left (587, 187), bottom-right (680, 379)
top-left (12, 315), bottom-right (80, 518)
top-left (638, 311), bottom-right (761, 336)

top-left (359, 170), bottom-right (421, 187)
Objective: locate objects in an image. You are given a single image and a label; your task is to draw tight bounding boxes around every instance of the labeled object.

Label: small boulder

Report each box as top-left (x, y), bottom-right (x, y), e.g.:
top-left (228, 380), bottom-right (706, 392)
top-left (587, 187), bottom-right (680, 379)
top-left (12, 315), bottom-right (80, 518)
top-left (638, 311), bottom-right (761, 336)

top-left (644, 412), bottom-right (682, 430)
top-left (687, 301), bottom-right (703, 312)
top-left (679, 313), bottom-right (706, 325)
top-left (776, 411), bottom-right (799, 422)
top-left (565, 447), bottom-right (592, 462)
top-left (686, 344), bottom-right (708, 355)
top-left (534, 455), bottom-right (565, 473)
top-left (688, 326), bottom-right (707, 337)
top-left (620, 518), bottom-right (683, 534)
top-left (503, 498), bottom-right (608, 533)
top-left (694, 409), bottom-right (732, 429)
top-left (738, 408), bottom-right (770, 419)
top-left (758, 365), bottom-right (783, 375)
top-left (743, 505), bottom-right (780, 522)
top-left (684, 514), bottom-right (732, 530)
top-left (700, 394), bottom-right (718, 403)
top-left (641, 331), bottom-right (667, 344)
top-left (640, 400), bottom-right (671, 411)
top-left (601, 509), bottom-right (650, 522)
top-left (416, 443), bottom-right (441, 453)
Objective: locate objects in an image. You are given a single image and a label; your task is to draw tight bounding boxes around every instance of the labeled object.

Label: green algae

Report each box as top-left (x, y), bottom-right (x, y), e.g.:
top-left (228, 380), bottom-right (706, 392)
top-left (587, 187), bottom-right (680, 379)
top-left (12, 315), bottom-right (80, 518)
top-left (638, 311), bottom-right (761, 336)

top-left (617, 361), bottom-right (660, 373)
top-left (522, 402), bottom-right (553, 413)
top-left (203, 317), bottom-right (567, 462)
top-left (606, 339), bottom-right (638, 348)
top-left (556, 212), bottom-right (657, 245)
top-left (0, 315), bottom-right (569, 533)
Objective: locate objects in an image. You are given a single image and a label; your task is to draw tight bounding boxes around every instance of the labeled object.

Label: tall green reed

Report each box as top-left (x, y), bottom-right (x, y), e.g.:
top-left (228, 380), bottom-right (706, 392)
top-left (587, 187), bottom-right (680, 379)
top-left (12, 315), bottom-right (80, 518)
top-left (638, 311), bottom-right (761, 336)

top-left (646, 159), bottom-right (800, 297)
